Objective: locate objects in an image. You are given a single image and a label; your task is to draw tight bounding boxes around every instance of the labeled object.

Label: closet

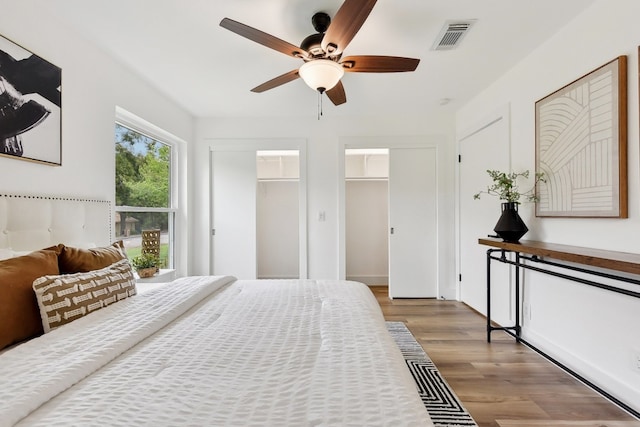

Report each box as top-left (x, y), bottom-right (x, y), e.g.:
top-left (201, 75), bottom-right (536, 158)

top-left (256, 151), bottom-right (299, 279)
top-left (345, 149), bottom-right (389, 285)
top-left (210, 142), bottom-right (306, 280)
top-left (341, 143), bottom-right (437, 298)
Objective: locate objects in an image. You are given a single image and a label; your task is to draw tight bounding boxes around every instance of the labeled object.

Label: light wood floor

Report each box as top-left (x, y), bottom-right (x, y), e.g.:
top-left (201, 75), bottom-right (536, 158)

top-left (372, 286), bottom-right (640, 427)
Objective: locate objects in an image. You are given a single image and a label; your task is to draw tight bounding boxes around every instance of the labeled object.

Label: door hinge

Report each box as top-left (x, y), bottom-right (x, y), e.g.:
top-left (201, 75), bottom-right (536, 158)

top-left (458, 154), bottom-right (462, 163)
top-left (459, 273), bottom-right (462, 282)
top-left (211, 229), bottom-right (216, 236)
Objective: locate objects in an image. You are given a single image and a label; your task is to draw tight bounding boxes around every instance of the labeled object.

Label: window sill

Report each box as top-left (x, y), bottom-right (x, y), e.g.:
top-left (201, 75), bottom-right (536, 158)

top-left (135, 268), bottom-right (176, 283)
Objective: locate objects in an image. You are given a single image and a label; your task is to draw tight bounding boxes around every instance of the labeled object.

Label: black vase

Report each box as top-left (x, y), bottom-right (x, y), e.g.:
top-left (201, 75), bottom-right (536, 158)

top-left (494, 202), bottom-right (528, 242)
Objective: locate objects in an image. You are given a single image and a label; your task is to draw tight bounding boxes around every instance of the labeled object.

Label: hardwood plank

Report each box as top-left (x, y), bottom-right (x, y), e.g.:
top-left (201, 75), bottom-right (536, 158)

top-left (371, 286), bottom-right (640, 427)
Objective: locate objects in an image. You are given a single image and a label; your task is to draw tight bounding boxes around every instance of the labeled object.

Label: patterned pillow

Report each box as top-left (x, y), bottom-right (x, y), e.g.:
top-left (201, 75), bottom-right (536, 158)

top-left (33, 258), bottom-right (137, 332)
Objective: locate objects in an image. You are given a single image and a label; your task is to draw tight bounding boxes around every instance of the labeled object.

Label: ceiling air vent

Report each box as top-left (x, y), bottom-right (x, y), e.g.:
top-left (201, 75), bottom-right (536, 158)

top-left (431, 20), bottom-right (476, 51)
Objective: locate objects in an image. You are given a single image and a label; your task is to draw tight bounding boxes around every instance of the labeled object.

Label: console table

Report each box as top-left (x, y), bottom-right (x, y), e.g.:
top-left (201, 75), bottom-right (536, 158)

top-left (479, 237), bottom-right (640, 418)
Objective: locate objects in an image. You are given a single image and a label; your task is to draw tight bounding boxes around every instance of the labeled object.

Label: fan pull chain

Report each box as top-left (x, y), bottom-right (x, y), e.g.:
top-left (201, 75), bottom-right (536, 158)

top-left (317, 90), bottom-right (324, 120)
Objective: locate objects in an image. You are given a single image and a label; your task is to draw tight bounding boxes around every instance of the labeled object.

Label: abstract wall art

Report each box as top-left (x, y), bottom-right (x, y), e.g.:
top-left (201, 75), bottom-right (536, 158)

top-left (535, 56), bottom-right (627, 218)
top-left (0, 34), bottom-right (61, 165)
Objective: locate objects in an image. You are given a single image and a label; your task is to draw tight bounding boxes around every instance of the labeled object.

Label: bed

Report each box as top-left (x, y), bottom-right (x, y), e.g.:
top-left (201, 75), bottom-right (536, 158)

top-left (0, 194), bottom-right (432, 426)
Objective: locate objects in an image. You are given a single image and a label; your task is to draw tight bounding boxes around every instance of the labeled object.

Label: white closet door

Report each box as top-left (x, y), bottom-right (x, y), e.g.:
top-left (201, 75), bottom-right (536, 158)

top-left (211, 150), bottom-right (256, 279)
top-left (388, 147), bottom-right (438, 298)
top-left (459, 113), bottom-right (510, 316)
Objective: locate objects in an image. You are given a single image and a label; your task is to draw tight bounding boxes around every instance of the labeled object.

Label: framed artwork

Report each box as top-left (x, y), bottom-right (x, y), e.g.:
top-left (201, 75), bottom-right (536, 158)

top-left (535, 56), bottom-right (627, 218)
top-left (0, 34), bottom-right (61, 165)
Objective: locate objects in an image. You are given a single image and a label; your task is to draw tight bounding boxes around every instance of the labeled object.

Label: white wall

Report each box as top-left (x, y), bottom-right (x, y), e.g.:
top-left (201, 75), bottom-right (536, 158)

top-left (0, 4), bottom-right (194, 276)
top-left (456, 0), bottom-right (640, 412)
top-left (192, 114), bottom-right (456, 295)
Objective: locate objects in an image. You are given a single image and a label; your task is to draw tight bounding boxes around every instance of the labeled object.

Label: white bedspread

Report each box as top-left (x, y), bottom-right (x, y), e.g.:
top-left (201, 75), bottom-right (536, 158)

top-left (0, 277), bottom-right (432, 426)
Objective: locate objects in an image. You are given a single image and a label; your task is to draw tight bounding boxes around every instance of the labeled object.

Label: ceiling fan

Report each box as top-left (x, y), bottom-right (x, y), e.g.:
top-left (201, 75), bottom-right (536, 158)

top-left (220, 0), bottom-right (420, 106)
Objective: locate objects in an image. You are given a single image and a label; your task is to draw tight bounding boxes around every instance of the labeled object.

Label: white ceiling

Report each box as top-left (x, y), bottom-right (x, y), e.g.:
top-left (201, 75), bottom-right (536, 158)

top-left (43, 0), bottom-right (596, 118)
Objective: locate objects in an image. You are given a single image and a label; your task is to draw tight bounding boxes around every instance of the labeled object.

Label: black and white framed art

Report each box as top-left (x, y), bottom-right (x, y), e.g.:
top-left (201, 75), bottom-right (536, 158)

top-left (0, 34), bottom-right (61, 165)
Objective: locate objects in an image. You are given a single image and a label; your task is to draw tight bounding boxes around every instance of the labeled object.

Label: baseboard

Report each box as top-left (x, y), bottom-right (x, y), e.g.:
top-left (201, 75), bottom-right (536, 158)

top-left (523, 328), bottom-right (640, 418)
top-left (346, 275), bottom-right (389, 286)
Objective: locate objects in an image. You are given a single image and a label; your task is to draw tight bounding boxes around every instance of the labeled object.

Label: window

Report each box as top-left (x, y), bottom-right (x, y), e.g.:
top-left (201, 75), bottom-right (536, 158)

top-left (114, 112), bottom-right (177, 269)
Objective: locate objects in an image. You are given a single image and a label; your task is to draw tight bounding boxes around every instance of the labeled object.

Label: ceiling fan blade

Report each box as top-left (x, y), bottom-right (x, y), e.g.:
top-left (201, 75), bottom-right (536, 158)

top-left (340, 56), bottom-right (420, 72)
top-left (220, 18), bottom-right (309, 59)
top-left (321, 0), bottom-right (377, 57)
top-left (251, 69), bottom-right (301, 93)
top-left (326, 81), bottom-right (347, 105)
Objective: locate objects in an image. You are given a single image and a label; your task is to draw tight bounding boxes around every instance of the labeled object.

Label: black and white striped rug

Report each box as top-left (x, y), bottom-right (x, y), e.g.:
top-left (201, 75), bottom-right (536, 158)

top-left (386, 321), bottom-right (477, 427)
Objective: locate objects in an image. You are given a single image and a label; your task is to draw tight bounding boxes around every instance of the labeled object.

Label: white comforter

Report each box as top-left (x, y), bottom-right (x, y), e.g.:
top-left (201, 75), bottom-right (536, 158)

top-left (0, 277), bottom-right (432, 426)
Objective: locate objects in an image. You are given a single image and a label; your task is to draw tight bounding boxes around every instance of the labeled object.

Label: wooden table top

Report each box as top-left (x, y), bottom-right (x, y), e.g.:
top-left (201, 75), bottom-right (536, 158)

top-left (478, 238), bottom-right (640, 275)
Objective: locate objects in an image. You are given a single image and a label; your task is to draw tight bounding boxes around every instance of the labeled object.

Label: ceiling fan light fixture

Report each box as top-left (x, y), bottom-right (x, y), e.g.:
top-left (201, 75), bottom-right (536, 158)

top-left (299, 60), bottom-right (344, 92)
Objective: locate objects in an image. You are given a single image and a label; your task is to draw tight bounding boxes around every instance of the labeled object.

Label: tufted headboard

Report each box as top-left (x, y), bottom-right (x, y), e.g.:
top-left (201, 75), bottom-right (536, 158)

top-left (0, 194), bottom-right (112, 252)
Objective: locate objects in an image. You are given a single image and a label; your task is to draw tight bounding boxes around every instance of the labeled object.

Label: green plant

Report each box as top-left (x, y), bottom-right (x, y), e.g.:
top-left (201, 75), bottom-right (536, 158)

top-left (474, 169), bottom-right (545, 203)
top-left (125, 244), bottom-right (169, 268)
top-left (130, 252), bottom-right (159, 270)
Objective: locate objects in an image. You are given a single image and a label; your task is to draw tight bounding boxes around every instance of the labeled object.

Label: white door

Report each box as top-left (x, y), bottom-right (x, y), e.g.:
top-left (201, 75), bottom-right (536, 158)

top-left (211, 150), bottom-right (257, 279)
top-left (388, 147), bottom-right (438, 298)
top-left (458, 112), bottom-right (510, 317)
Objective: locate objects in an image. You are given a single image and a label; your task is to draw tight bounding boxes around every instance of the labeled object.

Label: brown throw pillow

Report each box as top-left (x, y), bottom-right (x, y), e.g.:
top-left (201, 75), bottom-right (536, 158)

top-left (0, 249), bottom-right (60, 350)
top-left (58, 241), bottom-right (126, 274)
top-left (33, 258), bottom-right (137, 332)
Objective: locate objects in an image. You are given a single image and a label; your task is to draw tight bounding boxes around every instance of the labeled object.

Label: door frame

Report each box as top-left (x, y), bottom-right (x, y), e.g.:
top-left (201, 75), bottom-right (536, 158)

top-left (338, 136), bottom-right (440, 286)
top-left (209, 138), bottom-right (308, 279)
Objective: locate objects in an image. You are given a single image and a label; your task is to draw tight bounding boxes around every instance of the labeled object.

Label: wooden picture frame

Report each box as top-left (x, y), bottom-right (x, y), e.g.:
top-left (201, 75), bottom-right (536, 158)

top-left (0, 34), bottom-right (61, 166)
top-left (535, 56), bottom-right (627, 218)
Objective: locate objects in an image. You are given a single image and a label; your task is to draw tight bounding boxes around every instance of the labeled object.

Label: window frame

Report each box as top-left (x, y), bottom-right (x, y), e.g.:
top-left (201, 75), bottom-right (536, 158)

top-left (114, 107), bottom-right (180, 270)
